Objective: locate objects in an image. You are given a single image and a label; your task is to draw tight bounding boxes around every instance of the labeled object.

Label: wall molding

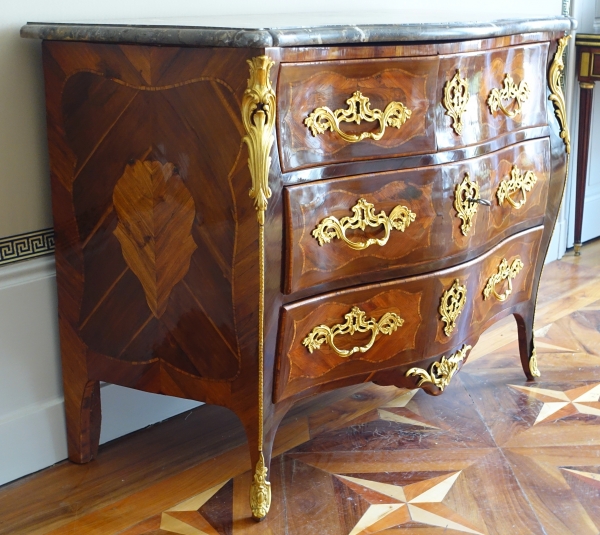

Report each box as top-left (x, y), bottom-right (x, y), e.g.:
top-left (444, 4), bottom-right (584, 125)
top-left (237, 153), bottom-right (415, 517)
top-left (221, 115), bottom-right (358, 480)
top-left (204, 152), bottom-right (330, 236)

top-left (0, 396), bottom-right (67, 487)
top-left (0, 228), bottom-right (54, 266)
top-left (0, 255), bottom-right (55, 289)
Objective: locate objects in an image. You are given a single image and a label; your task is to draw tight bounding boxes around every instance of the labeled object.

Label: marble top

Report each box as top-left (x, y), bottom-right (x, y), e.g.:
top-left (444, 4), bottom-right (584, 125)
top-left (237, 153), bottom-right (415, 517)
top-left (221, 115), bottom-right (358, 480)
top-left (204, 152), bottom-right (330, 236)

top-left (21, 13), bottom-right (574, 48)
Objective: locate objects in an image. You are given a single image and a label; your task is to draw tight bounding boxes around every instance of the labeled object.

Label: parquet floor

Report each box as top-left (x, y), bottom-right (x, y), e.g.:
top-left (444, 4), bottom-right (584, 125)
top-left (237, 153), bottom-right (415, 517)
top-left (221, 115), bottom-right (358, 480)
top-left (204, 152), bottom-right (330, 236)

top-left (1, 240), bottom-right (600, 535)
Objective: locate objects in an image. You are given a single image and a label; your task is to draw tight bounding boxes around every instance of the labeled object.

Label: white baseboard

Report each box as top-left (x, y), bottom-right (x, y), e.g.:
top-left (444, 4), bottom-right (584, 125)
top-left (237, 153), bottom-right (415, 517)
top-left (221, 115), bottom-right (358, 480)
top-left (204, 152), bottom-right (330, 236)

top-left (0, 398), bottom-right (67, 487)
top-left (0, 386), bottom-right (200, 487)
top-left (0, 255), bottom-right (201, 487)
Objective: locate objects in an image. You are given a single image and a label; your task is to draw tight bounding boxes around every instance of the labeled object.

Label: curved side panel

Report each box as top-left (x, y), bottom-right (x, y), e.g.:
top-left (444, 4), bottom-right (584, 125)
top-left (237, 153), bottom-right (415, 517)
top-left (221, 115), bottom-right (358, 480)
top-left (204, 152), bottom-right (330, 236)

top-left (50, 43), bottom-right (249, 384)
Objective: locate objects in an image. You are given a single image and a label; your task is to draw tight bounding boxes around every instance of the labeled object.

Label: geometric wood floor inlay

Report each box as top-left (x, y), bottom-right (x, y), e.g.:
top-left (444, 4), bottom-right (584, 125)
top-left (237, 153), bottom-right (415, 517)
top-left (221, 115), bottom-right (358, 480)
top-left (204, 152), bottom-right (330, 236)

top-left (562, 468), bottom-right (600, 484)
top-left (559, 467), bottom-right (600, 532)
top-left (160, 480), bottom-right (231, 535)
top-left (335, 471), bottom-right (484, 535)
top-left (377, 389), bottom-right (441, 429)
top-left (2, 239), bottom-right (600, 535)
top-left (508, 382), bottom-right (600, 424)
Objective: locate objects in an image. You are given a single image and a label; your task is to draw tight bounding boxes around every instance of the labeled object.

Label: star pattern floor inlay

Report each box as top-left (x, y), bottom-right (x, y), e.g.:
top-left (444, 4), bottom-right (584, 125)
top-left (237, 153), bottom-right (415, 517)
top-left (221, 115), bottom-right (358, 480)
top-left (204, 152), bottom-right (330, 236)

top-left (335, 471), bottom-right (484, 535)
top-left (146, 297), bottom-right (600, 535)
top-left (509, 383), bottom-right (600, 424)
top-left (160, 480), bottom-right (232, 535)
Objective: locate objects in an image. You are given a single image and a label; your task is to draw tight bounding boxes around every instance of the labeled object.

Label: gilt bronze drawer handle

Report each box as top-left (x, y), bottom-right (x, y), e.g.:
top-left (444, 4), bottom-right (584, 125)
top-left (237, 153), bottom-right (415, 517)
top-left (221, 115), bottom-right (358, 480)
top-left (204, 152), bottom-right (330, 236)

top-left (312, 198), bottom-right (416, 251)
top-left (487, 73), bottom-right (530, 118)
top-left (304, 91), bottom-right (412, 143)
top-left (302, 306), bottom-right (404, 358)
top-left (497, 166), bottom-right (538, 209)
top-left (443, 69), bottom-right (470, 135)
top-left (406, 344), bottom-right (472, 392)
top-left (439, 279), bottom-right (467, 337)
top-left (483, 257), bottom-right (524, 301)
top-left (454, 173), bottom-right (489, 236)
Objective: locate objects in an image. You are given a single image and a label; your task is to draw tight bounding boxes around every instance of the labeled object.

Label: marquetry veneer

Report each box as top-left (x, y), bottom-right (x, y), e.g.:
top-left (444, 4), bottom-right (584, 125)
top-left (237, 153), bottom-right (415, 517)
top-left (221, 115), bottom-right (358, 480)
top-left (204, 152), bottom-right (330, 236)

top-left (25, 17), bottom-right (572, 520)
top-left (284, 137), bottom-right (550, 293)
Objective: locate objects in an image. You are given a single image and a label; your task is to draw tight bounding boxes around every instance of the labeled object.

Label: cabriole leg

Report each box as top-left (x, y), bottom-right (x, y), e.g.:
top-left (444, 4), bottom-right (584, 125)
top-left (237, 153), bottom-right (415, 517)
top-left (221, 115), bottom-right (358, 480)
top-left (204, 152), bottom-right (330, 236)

top-left (514, 304), bottom-right (540, 380)
top-left (60, 321), bottom-right (102, 463)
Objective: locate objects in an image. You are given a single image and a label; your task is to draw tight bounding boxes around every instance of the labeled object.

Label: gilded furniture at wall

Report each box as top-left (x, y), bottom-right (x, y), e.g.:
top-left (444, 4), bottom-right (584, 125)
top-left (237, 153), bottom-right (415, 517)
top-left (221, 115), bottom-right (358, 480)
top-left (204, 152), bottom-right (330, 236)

top-left (574, 32), bottom-right (600, 255)
top-left (22, 16), bottom-right (573, 520)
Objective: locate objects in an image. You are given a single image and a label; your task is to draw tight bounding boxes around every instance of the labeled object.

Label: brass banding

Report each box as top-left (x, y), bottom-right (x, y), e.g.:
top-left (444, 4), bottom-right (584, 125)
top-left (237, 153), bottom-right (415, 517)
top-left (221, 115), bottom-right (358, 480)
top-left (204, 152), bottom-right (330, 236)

top-left (580, 52), bottom-right (591, 78)
top-left (575, 33), bottom-right (600, 40)
top-left (242, 55), bottom-right (275, 520)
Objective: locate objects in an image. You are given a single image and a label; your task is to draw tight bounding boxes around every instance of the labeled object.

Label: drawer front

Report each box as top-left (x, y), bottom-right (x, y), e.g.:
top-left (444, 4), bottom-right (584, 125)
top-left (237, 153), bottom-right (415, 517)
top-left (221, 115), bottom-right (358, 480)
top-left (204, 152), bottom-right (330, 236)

top-left (436, 43), bottom-right (549, 149)
top-left (275, 226), bottom-right (542, 402)
top-left (277, 56), bottom-right (439, 172)
top-left (284, 137), bottom-right (550, 294)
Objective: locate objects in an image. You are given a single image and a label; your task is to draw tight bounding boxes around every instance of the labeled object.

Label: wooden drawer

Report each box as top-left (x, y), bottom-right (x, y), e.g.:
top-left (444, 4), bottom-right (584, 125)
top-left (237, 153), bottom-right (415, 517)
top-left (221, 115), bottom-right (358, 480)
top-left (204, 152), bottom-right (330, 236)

top-left (277, 56), bottom-right (439, 172)
top-left (277, 42), bottom-right (549, 173)
top-left (436, 42), bottom-right (549, 149)
top-left (284, 137), bottom-right (550, 294)
top-left (275, 226), bottom-right (543, 402)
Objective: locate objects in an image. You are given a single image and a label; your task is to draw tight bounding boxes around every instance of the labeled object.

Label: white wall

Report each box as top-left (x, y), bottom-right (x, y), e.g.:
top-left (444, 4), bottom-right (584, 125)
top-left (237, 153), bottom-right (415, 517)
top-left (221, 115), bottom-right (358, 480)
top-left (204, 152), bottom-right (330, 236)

top-left (0, 0), bottom-right (564, 487)
top-left (563, 0), bottom-right (600, 248)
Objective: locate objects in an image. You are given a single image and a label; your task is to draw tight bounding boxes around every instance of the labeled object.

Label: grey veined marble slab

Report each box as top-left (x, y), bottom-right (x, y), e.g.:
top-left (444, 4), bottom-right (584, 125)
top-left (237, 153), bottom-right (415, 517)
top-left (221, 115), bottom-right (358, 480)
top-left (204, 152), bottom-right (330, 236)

top-left (21, 12), bottom-right (575, 48)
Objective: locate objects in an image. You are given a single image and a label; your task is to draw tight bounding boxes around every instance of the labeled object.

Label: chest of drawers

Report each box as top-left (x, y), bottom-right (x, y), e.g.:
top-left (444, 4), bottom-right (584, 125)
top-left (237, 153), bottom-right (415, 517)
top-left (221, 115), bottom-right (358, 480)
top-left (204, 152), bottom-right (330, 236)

top-left (22, 15), bottom-right (573, 520)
